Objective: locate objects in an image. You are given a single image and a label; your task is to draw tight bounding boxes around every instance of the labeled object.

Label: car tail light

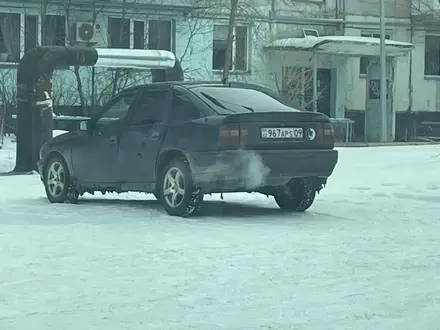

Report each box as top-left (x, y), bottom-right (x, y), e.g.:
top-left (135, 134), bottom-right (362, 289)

top-left (317, 123), bottom-right (334, 144)
top-left (218, 124), bottom-right (248, 148)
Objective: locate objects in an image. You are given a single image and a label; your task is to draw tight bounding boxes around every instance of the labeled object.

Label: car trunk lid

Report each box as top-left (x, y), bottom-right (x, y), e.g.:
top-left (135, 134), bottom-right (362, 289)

top-left (218, 111), bottom-right (334, 150)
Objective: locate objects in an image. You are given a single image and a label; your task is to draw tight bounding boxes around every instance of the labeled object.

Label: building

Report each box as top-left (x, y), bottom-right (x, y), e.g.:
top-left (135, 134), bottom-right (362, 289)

top-left (0, 0), bottom-right (439, 141)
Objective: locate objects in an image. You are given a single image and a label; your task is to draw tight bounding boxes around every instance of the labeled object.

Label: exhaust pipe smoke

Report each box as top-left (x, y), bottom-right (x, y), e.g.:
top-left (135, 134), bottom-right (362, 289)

top-left (196, 151), bottom-right (270, 191)
top-left (239, 151), bottom-right (270, 189)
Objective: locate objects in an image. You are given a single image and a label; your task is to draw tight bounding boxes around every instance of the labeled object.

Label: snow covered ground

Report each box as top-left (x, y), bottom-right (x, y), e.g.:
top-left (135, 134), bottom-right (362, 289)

top-left (1, 135), bottom-right (440, 330)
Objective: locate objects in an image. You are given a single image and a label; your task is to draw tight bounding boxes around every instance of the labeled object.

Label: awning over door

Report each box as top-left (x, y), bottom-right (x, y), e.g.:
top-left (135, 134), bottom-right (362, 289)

top-left (264, 36), bottom-right (414, 57)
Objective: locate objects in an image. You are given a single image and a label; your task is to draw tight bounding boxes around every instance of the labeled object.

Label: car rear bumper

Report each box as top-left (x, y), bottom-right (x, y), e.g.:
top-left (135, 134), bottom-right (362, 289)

top-left (187, 149), bottom-right (338, 192)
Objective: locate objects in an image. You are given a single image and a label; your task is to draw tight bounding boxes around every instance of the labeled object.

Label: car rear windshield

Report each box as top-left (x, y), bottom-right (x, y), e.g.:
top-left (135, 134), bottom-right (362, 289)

top-left (191, 86), bottom-right (300, 114)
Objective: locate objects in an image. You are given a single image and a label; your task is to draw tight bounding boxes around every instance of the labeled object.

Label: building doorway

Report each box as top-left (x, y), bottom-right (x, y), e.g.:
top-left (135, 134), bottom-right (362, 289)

top-left (281, 66), bottom-right (331, 117)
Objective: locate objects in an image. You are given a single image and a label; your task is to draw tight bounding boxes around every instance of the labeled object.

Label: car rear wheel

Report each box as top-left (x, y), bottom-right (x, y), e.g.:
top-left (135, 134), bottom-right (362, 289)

top-left (274, 179), bottom-right (316, 212)
top-left (44, 156), bottom-right (70, 203)
top-left (159, 159), bottom-right (204, 217)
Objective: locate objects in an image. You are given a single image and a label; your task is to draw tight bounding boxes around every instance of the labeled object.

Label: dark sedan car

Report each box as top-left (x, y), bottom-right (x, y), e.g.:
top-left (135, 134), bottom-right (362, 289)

top-left (38, 81), bottom-right (338, 217)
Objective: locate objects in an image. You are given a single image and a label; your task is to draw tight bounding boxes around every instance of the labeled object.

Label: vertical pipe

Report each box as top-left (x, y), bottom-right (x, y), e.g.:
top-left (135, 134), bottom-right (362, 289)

top-left (312, 54), bottom-right (318, 112)
top-left (379, 0), bottom-right (387, 141)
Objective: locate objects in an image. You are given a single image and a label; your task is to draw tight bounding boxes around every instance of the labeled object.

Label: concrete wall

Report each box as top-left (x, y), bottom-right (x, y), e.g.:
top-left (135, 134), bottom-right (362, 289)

top-left (345, 0), bottom-right (411, 18)
top-left (344, 15), bottom-right (411, 113)
top-left (411, 29), bottom-right (440, 112)
top-left (0, 0), bottom-right (274, 107)
top-left (0, 0), bottom-right (438, 115)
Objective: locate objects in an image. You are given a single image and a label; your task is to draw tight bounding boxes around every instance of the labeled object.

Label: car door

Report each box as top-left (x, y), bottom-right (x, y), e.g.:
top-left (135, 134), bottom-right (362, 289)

top-left (71, 91), bottom-right (138, 185)
top-left (117, 87), bottom-right (172, 188)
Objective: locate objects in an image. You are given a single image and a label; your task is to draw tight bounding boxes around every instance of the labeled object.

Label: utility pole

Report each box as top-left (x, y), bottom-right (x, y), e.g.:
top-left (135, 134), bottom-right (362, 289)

top-left (379, 0), bottom-right (387, 141)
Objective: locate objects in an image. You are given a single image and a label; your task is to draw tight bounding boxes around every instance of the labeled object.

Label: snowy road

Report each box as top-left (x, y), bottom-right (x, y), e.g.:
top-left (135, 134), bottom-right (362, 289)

top-left (1, 138), bottom-right (440, 329)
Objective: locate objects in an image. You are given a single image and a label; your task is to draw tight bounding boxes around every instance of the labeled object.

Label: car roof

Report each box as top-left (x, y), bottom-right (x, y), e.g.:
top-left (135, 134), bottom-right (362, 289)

top-left (119, 80), bottom-right (303, 110)
top-left (121, 81), bottom-right (267, 93)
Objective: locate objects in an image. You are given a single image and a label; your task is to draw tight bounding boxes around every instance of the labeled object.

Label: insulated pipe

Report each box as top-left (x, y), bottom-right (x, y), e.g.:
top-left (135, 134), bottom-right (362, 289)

top-left (12, 46), bottom-right (178, 173)
top-left (94, 48), bottom-right (176, 69)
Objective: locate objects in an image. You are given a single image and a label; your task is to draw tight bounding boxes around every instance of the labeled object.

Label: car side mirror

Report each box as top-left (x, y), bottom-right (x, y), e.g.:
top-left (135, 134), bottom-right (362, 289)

top-left (79, 121), bottom-right (88, 131)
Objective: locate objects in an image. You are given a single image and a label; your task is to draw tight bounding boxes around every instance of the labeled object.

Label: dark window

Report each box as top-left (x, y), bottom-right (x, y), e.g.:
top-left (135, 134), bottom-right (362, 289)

top-left (134, 21), bottom-right (145, 49)
top-left (425, 35), bottom-right (440, 76)
top-left (97, 92), bottom-right (136, 127)
top-left (171, 92), bottom-right (202, 121)
top-left (359, 32), bottom-right (390, 75)
top-left (108, 17), bottom-right (130, 48)
top-left (0, 13), bottom-right (21, 62)
top-left (212, 25), bottom-right (231, 70)
top-left (148, 20), bottom-right (172, 51)
top-left (42, 15), bottom-right (66, 46)
top-left (235, 26), bottom-right (248, 71)
top-left (130, 90), bottom-right (169, 125)
top-left (25, 15), bottom-right (38, 53)
top-left (212, 25), bottom-right (248, 71)
top-left (193, 86), bottom-right (298, 113)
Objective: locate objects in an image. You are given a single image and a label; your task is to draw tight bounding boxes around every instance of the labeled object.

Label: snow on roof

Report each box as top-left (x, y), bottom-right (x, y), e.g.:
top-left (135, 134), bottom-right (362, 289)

top-left (265, 36), bottom-right (414, 57)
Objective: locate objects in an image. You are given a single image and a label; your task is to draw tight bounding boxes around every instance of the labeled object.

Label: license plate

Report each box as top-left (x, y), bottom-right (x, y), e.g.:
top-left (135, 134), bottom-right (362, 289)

top-left (261, 127), bottom-right (303, 139)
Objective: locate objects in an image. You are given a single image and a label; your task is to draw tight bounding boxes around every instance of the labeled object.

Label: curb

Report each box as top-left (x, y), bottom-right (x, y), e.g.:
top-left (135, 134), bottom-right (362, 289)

top-left (335, 142), bottom-right (440, 147)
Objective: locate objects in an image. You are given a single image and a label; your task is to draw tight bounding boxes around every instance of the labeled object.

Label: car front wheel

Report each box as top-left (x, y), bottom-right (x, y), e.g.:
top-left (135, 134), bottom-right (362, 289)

top-left (44, 156), bottom-right (70, 203)
top-left (159, 159), bottom-right (203, 217)
top-left (274, 179), bottom-right (316, 212)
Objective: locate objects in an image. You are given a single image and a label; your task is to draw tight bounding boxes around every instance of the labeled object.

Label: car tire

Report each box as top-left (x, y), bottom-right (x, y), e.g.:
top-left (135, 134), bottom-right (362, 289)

top-left (44, 155), bottom-right (70, 204)
top-left (159, 159), bottom-right (204, 217)
top-left (274, 179), bottom-right (316, 212)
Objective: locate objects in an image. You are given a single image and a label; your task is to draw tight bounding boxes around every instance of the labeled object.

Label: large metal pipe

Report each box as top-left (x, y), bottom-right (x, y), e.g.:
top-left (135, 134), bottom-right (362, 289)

top-left (11, 47), bottom-right (177, 173)
top-left (94, 49), bottom-right (176, 69)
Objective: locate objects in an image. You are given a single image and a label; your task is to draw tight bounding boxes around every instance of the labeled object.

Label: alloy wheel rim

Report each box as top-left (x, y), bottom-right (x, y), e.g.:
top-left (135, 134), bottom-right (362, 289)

top-left (163, 167), bottom-right (185, 208)
top-left (47, 161), bottom-right (66, 198)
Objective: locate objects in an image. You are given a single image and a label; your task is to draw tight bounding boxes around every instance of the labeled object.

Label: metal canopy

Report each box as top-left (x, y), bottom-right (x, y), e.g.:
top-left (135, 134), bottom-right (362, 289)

top-left (265, 36), bottom-right (414, 57)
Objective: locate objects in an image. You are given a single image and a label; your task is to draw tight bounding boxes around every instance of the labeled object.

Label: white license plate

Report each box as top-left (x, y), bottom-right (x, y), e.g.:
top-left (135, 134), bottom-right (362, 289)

top-left (261, 127), bottom-right (303, 139)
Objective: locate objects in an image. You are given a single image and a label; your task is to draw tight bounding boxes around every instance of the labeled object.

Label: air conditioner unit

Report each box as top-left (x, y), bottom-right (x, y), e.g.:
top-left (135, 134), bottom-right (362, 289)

top-left (76, 22), bottom-right (102, 44)
top-left (303, 28), bottom-right (319, 38)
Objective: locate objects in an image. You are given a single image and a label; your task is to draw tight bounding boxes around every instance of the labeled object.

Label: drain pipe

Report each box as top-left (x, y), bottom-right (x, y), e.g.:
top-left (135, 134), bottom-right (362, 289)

top-left (270, 0), bottom-right (275, 36)
top-left (406, 14), bottom-right (414, 141)
top-left (408, 18), bottom-right (413, 113)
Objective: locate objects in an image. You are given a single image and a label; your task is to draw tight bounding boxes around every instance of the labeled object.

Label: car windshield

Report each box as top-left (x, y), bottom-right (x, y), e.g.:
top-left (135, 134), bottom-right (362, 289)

top-left (192, 86), bottom-right (300, 113)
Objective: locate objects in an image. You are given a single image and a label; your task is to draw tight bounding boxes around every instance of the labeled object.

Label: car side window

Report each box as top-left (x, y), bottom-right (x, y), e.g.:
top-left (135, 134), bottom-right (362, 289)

top-left (130, 90), bottom-right (169, 126)
top-left (96, 92), bottom-right (137, 128)
top-left (170, 92), bottom-right (202, 121)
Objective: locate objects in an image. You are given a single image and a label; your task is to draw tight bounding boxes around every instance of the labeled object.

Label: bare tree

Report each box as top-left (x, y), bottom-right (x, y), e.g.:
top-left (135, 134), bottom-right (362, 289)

top-left (0, 70), bottom-right (16, 106)
top-left (181, 0), bottom-right (267, 81)
top-left (273, 66), bottom-right (326, 110)
top-left (0, 70), bottom-right (16, 142)
top-left (222, 0), bottom-right (239, 83)
top-left (411, 0), bottom-right (439, 16)
top-left (34, 0), bottom-right (155, 112)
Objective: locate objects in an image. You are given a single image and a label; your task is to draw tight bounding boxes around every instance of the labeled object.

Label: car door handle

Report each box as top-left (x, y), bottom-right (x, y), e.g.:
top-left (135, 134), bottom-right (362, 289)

top-left (108, 136), bottom-right (118, 144)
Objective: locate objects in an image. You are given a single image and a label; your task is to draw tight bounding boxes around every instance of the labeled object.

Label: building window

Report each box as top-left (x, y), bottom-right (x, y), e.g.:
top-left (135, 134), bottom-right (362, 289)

top-left (25, 15), bottom-right (38, 53)
top-left (133, 21), bottom-right (145, 49)
top-left (108, 17), bottom-right (130, 48)
top-left (359, 32), bottom-right (390, 75)
top-left (0, 13), bottom-right (20, 63)
top-left (425, 35), bottom-right (440, 76)
top-left (212, 25), bottom-right (249, 72)
top-left (108, 18), bottom-right (173, 50)
top-left (42, 15), bottom-right (66, 46)
top-left (148, 20), bottom-right (172, 51)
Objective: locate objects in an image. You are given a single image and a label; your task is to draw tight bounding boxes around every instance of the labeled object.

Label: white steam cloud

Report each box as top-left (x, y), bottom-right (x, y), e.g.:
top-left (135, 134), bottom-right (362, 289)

top-left (195, 150), bottom-right (270, 190)
top-left (239, 151), bottom-right (271, 189)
